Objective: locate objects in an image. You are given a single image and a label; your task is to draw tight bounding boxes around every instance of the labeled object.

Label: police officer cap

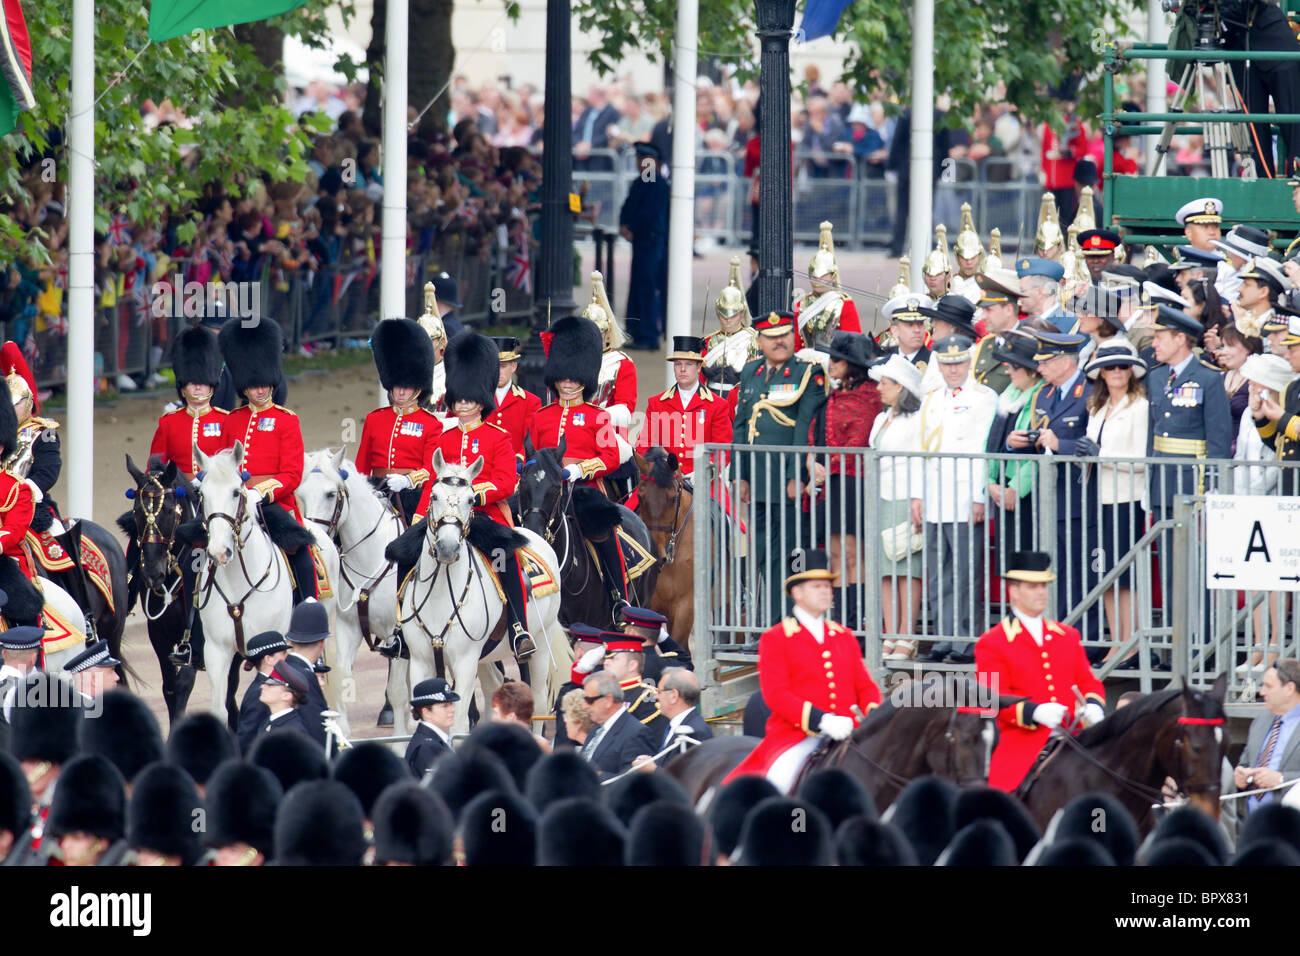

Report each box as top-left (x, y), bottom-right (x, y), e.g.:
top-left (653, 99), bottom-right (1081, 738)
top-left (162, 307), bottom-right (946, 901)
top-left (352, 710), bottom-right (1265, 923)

top-left (0, 626), bottom-right (43, 651)
top-left (1152, 304), bottom-right (1203, 337)
top-left (63, 640), bottom-right (122, 674)
top-left (263, 663), bottom-right (313, 698)
top-left (1015, 257), bottom-right (1065, 282)
top-left (411, 677), bottom-right (461, 707)
top-left (569, 622), bottom-right (606, 644)
top-left (285, 598), bottom-right (330, 644)
top-left (245, 630), bottom-right (289, 660)
top-left (618, 606), bottom-right (667, 630)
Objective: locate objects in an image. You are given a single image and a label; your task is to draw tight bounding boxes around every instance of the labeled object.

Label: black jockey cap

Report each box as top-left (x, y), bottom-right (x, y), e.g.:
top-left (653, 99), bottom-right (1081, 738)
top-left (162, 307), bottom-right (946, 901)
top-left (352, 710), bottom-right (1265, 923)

top-left (371, 317), bottom-right (436, 398)
top-left (372, 782), bottom-right (454, 865)
top-left (203, 759), bottom-right (284, 859)
top-left (431, 271), bottom-right (462, 309)
top-left (165, 713), bottom-right (238, 788)
top-left (273, 779), bottom-right (367, 866)
top-left (128, 762), bottom-right (203, 865)
top-left (541, 315), bottom-right (602, 400)
top-left (218, 316), bottom-right (283, 395)
top-left (78, 690), bottom-right (165, 783)
top-left (444, 331), bottom-right (500, 413)
top-left (332, 742), bottom-right (412, 820)
top-left (46, 754), bottom-right (126, 843)
top-left (171, 325), bottom-right (223, 392)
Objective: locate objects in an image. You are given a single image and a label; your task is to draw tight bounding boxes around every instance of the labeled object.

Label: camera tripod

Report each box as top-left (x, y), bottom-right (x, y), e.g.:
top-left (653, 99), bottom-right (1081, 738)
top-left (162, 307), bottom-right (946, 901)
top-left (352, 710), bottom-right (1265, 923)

top-left (1152, 55), bottom-right (1257, 178)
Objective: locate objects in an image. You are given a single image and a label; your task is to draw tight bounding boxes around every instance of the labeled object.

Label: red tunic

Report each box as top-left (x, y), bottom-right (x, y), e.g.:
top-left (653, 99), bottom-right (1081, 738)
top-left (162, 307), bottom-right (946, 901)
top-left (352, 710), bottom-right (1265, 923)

top-left (149, 404), bottom-right (229, 478)
top-left (724, 616), bottom-right (881, 783)
top-left (222, 403), bottom-right (305, 518)
top-left (489, 384), bottom-right (543, 463)
top-left (974, 615), bottom-right (1105, 791)
top-left (0, 471), bottom-right (35, 577)
top-left (792, 296), bottom-right (861, 352)
top-left (413, 420), bottom-right (517, 526)
top-left (527, 399), bottom-right (620, 483)
top-left (355, 403), bottom-right (440, 487)
top-left (598, 352), bottom-right (638, 421)
top-left (635, 384), bottom-right (733, 476)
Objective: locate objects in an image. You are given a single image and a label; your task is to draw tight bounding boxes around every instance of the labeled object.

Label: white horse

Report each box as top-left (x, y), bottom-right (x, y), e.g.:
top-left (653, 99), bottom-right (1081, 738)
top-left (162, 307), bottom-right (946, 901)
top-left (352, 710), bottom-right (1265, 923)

top-left (297, 448), bottom-right (408, 729)
top-left (193, 444), bottom-right (343, 731)
top-left (396, 450), bottom-right (571, 734)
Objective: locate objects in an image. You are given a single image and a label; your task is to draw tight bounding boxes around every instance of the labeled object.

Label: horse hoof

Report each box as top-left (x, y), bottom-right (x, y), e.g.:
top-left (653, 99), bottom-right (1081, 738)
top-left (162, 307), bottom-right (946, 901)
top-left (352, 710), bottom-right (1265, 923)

top-left (377, 705), bottom-right (394, 727)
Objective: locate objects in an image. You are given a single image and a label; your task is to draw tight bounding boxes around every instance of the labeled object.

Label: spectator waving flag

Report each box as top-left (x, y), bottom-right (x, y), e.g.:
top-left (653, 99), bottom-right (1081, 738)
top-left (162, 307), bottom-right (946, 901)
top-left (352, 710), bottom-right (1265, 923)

top-left (798, 0), bottom-right (856, 42)
top-left (106, 215), bottom-right (132, 248)
top-left (0, 0), bottom-right (35, 136)
top-left (506, 238), bottom-right (531, 293)
top-left (149, 0), bottom-right (310, 42)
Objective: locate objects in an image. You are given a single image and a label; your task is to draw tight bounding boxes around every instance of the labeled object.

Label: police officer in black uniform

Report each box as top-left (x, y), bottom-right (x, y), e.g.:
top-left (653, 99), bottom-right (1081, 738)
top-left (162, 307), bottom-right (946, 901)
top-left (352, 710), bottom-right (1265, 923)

top-left (280, 600), bottom-right (331, 749)
top-left (236, 630), bottom-right (290, 754)
top-left (257, 664), bottom-right (316, 739)
top-left (405, 677), bottom-right (460, 779)
top-left (0, 625), bottom-right (42, 739)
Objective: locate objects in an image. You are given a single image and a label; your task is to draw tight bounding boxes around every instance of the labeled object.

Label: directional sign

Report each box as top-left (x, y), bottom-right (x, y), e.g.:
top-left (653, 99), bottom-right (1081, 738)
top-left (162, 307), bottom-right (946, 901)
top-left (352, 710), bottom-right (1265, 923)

top-left (1205, 495), bottom-right (1300, 591)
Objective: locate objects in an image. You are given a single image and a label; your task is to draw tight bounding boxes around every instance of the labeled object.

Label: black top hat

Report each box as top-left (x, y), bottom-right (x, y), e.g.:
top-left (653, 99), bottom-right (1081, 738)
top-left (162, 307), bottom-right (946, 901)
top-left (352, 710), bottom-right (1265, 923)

top-left (218, 317), bottom-right (284, 396)
top-left (991, 331), bottom-right (1041, 371)
top-left (917, 295), bottom-right (978, 339)
top-left (826, 332), bottom-right (878, 370)
top-left (285, 599), bottom-right (330, 644)
top-left (431, 272), bottom-right (462, 309)
top-left (444, 331), bottom-right (500, 413)
top-left (371, 318), bottom-right (436, 396)
top-left (666, 335), bottom-right (707, 362)
top-left (246, 630), bottom-right (290, 660)
top-left (412, 677), bottom-right (461, 706)
top-left (494, 336), bottom-right (523, 362)
top-left (171, 326), bottom-right (224, 391)
top-left (1003, 550), bottom-right (1055, 583)
top-left (784, 548), bottom-right (838, 592)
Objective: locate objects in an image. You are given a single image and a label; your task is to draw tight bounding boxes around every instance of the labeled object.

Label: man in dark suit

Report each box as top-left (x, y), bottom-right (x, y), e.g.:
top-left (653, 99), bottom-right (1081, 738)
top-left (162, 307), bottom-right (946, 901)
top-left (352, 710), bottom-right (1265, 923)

top-left (280, 600), bottom-right (331, 748)
top-left (405, 678), bottom-right (460, 780)
top-left (1234, 659), bottom-right (1300, 812)
top-left (237, 631), bottom-right (290, 754)
top-left (257, 664), bottom-right (316, 739)
top-left (580, 670), bottom-right (657, 778)
top-left (573, 83), bottom-right (622, 171)
top-left (655, 667), bottom-right (713, 751)
top-left (619, 142), bottom-right (670, 350)
top-left (431, 272), bottom-right (466, 340)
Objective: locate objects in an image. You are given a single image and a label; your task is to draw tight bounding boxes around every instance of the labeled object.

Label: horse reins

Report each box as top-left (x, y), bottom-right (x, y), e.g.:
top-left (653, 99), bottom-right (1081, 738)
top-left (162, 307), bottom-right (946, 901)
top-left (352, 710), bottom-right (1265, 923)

top-left (640, 476), bottom-right (693, 566)
top-left (196, 492), bottom-right (281, 656)
top-left (133, 474), bottom-right (185, 621)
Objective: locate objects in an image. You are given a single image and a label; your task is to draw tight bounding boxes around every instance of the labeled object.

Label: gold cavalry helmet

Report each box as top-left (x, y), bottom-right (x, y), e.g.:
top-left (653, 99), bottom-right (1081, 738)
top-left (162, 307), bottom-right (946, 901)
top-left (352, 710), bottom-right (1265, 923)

top-left (1070, 186), bottom-right (1097, 235)
top-left (888, 256), bottom-right (911, 300)
top-left (986, 228), bottom-right (1004, 272)
top-left (581, 270), bottom-right (625, 351)
top-left (418, 281), bottom-right (447, 353)
top-left (716, 256), bottom-right (751, 324)
top-left (923, 224), bottom-right (952, 277)
top-left (1035, 192), bottom-right (1064, 253)
top-left (809, 221), bottom-right (840, 284)
top-left (954, 203), bottom-right (984, 262)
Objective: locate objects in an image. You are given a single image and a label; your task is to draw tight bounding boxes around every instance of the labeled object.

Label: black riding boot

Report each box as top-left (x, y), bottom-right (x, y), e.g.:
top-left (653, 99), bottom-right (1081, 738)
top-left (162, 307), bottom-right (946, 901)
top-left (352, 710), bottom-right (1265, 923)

top-left (170, 547), bottom-right (206, 669)
top-left (592, 534), bottom-right (629, 611)
top-left (501, 553), bottom-right (535, 660)
top-left (287, 546), bottom-right (317, 605)
top-left (377, 553), bottom-right (417, 658)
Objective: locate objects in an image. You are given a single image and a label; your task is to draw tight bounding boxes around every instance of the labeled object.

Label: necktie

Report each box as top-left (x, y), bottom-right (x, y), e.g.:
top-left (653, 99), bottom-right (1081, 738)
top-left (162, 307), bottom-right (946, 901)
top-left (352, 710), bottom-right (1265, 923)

top-left (1257, 715), bottom-right (1283, 768)
top-left (1166, 367), bottom-right (1177, 397)
top-left (663, 725), bottom-right (673, 749)
top-left (581, 722), bottom-right (606, 759)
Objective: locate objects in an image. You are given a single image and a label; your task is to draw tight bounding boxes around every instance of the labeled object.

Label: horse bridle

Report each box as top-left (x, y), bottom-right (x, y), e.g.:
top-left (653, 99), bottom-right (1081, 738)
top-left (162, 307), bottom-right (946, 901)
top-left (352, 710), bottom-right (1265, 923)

top-left (134, 473), bottom-right (185, 618)
top-left (195, 489), bottom-right (281, 655)
top-left (304, 470), bottom-right (396, 610)
top-left (639, 474), bottom-right (692, 565)
top-left (830, 705), bottom-right (994, 790)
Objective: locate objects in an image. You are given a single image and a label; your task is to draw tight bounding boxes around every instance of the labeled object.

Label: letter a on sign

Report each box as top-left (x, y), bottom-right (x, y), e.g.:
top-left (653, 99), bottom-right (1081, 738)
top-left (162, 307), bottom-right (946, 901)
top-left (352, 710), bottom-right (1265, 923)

top-left (1244, 522), bottom-right (1271, 563)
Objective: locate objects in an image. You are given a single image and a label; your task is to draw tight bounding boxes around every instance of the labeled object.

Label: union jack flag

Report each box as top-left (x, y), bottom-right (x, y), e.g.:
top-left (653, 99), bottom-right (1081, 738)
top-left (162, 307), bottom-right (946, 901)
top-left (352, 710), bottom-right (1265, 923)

top-left (106, 214), bottom-right (131, 247)
top-left (506, 239), bottom-right (531, 293)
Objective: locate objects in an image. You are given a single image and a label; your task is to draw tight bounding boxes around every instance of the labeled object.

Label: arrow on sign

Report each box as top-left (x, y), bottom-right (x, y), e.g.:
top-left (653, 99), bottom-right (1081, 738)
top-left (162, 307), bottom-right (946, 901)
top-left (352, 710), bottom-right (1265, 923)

top-left (1212, 572), bottom-right (1236, 580)
top-left (1281, 575), bottom-right (1300, 583)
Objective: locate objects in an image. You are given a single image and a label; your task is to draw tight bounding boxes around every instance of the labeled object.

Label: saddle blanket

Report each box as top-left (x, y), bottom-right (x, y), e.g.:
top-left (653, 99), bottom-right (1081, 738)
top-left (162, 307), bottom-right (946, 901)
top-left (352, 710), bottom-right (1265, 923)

top-left (481, 545), bottom-right (560, 602)
top-left (0, 585), bottom-right (88, 654)
top-left (25, 531), bottom-right (116, 614)
top-left (615, 528), bottom-right (656, 580)
top-left (277, 544), bottom-right (334, 600)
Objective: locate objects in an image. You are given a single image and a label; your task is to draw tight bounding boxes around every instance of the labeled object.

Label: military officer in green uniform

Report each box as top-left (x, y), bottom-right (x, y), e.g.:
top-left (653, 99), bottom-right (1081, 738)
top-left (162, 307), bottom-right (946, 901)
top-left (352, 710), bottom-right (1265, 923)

top-left (1255, 304), bottom-right (1300, 495)
top-left (733, 310), bottom-right (829, 623)
top-left (971, 268), bottom-right (1024, 394)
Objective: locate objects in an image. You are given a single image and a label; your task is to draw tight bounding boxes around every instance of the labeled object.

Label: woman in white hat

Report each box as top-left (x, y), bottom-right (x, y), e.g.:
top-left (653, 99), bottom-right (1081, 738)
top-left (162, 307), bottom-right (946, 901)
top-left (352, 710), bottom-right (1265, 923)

top-left (1237, 352), bottom-right (1296, 674)
top-left (1079, 339), bottom-right (1148, 667)
top-left (867, 355), bottom-right (925, 660)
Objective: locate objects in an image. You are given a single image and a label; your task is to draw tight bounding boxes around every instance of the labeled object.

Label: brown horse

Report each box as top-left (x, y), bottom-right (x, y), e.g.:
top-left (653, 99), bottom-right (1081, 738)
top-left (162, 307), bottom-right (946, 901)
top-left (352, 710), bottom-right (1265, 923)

top-left (633, 448), bottom-right (693, 649)
top-left (664, 674), bottom-right (1025, 811)
top-left (1015, 675), bottom-right (1228, 836)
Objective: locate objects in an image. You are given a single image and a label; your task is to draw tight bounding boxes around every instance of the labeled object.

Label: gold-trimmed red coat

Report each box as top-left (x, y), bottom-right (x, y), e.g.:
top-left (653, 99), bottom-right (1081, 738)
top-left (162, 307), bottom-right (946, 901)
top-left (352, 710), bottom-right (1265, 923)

top-left (0, 471), bottom-right (35, 574)
top-left (490, 384), bottom-right (543, 464)
top-left (355, 403), bottom-right (441, 488)
top-left (222, 403), bottom-right (304, 518)
top-left (974, 615), bottom-right (1104, 791)
top-left (149, 403), bottom-right (229, 478)
top-left (414, 419), bottom-right (517, 526)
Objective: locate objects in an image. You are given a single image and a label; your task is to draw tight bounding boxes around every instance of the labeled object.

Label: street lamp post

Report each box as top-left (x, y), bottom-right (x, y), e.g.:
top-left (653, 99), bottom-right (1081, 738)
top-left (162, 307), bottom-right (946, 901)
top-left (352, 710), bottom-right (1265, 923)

top-left (754, 0), bottom-right (795, 317)
top-left (524, 0), bottom-right (578, 396)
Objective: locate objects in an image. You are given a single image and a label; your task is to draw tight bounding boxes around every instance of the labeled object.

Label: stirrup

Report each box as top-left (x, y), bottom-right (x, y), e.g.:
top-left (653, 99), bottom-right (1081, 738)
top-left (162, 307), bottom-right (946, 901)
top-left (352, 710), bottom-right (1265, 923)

top-left (378, 633), bottom-right (405, 659)
top-left (168, 642), bottom-right (192, 668)
top-left (510, 624), bottom-right (535, 661)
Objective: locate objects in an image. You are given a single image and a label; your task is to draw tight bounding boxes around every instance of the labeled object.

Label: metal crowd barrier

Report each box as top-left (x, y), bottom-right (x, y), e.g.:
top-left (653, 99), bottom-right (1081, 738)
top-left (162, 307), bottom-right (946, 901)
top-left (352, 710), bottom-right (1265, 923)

top-left (690, 443), bottom-right (1300, 722)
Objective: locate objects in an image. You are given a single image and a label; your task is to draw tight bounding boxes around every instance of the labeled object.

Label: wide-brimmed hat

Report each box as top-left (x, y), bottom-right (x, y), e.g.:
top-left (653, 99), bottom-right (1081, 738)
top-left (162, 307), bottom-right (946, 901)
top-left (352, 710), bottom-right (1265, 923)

top-left (1240, 353), bottom-right (1296, 395)
top-left (1212, 225), bottom-right (1270, 261)
top-left (1085, 338), bottom-right (1147, 380)
top-left (826, 332), bottom-right (877, 370)
top-left (1239, 257), bottom-right (1291, 296)
top-left (917, 295), bottom-right (978, 339)
top-left (992, 331), bottom-right (1041, 371)
top-left (1003, 551), bottom-right (1056, 583)
top-left (869, 354), bottom-right (924, 400)
top-left (976, 268), bottom-right (1022, 305)
top-left (666, 335), bottom-right (707, 362)
top-left (784, 548), bottom-right (838, 592)
top-left (494, 337), bottom-right (523, 362)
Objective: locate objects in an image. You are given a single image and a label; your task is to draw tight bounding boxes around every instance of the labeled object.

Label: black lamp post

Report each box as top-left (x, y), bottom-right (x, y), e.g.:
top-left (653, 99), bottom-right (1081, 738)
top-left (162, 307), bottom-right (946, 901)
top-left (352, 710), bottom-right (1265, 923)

top-left (523, 0), bottom-right (578, 396)
top-left (754, 0), bottom-right (795, 317)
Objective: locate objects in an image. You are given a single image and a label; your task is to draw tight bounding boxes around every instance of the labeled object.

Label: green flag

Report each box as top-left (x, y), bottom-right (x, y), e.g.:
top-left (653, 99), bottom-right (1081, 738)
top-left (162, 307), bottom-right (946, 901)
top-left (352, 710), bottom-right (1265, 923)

top-left (149, 0), bottom-right (310, 42)
top-left (0, 0), bottom-right (36, 136)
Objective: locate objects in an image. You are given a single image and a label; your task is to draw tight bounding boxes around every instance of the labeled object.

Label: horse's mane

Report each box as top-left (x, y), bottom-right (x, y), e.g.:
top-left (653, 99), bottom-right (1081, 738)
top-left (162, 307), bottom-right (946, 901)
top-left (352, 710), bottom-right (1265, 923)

top-left (1073, 686), bottom-right (1183, 747)
top-left (642, 446), bottom-right (678, 489)
top-left (199, 445), bottom-right (242, 483)
top-left (529, 445), bottom-right (564, 479)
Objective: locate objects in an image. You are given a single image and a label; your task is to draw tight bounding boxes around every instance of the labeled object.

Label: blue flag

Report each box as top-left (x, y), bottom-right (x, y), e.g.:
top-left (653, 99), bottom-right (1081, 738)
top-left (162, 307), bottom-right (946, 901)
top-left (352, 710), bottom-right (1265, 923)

top-left (798, 0), bottom-right (856, 42)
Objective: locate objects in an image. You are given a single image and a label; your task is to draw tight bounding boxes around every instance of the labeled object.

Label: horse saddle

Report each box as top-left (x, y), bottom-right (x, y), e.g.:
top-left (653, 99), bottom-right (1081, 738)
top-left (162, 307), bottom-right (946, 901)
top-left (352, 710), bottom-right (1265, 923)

top-left (479, 544), bottom-right (560, 602)
top-left (1012, 733), bottom-right (1068, 801)
top-left (275, 543), bottom-right (333, 601)
top-left (25, 529), bottom-right (115, 613)
top-left (790, 735), bottom-right (839, 794)
top-left (582, 529), bottom-right (657, 584)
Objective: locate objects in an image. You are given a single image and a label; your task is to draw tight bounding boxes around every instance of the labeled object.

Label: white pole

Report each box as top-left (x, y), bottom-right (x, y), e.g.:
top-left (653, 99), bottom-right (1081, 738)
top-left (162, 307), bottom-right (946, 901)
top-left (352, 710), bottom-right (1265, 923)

top-left (1145, 0), bottom-right (1168, 176)
top-left (379, 0), bottom-right (409, 404)
top-left (665, 0), bottom-right (698, 389)
top-left (66, 0), bottom-right (94, 520)
top-left (906, 0), bottom-right (934, 291)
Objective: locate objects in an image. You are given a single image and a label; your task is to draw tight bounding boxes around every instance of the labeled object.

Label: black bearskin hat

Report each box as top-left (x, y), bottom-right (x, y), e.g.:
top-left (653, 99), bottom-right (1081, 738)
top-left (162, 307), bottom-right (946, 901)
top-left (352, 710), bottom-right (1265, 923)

top-left (9, 673), bottom-right (82, 765)
top-left (953, 786), bottom-right (1041, 864)
top-left (462, 720), bottom-right (542, 794)
top-left (935, 819), bottom-right (1018, 866)
top-left (372, 782), bottom-right (454, 866)
top-left (273, 780), bottom-right (367, 866)
top-left (78, 690), bottom-right (165, 783)
top-left (461, 789), bottom-right (536, 866)
top-left (626, 802), bottom-right (705, 866)
top-left (165, 713), bottom-right (238, 788)
top-left (0, 375), bottom-right (17, 460)
top-left (444, 331), bottom-right (500, 413)
top-left (426, 748), bottom-right (517, 821)
top-left (371, 318), bottom-right (435, 396)
top-left (834, 818), bottom-right (918, 866)
top-left (887, 775), bottom-right (958, 866)
top-left (218, 317), bottom-right (283, 395)
top-left (128, 762), bottom-right (203, 864)
top-left (708, 776), bottom-right (780, 861)
top-left (204, 759), bottom-right (283, 858)
top-left (542, 316), bottom-right (601, 401)
top-left (171, 326), bottom-right (224, 393)
top-left (47, 754), bottom-right (126, 842)
top-left (525, 751), bottom-right (601, 814)
top-left (537, 797), bottom-right (625, 866)
top-left (248, 729), bottom-right (329, 793)
top-left (732, 797), bottom-right (832, 866)
top-left (331, 742), bottom-right (411, 820)
top-left (604, 771), bottom-right (690, 829)
top-left (798, 768), bottom-right (877, 831)
top-left (0, 752), bottom-right (31, 849)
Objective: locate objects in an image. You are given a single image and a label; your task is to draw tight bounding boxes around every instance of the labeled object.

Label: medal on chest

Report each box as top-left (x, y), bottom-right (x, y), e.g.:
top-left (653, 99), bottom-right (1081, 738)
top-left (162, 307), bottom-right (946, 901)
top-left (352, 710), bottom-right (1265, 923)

top-left (202, 422), bottom-right (222, 437)
top-left (256, 416), bottom-right (276, 432)
top-left (400, 421), bottom-right (424, 437)
top-left (573, 412), bottom-right (585, 426)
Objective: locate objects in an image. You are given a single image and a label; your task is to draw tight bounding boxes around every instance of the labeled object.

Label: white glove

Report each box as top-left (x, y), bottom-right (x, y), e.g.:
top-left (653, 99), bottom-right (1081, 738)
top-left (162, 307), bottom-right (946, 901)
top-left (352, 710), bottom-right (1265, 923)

top-left (563, 464), bottom-right (583, 483)
top-left (575, 645), bottom-right (604, 674)
top-left (606, 403), bottom-right (632, 429)
top-left (819, 713), bottom-right (854, 741)
top-left (1083, 702), bottom-right (1106, 727)
top-left (657, 625), bottom-right (670, 645)
top-left (1032, 702), bottom-right (1068, 730)
top-left (385, 474), bottom-right (413, 492)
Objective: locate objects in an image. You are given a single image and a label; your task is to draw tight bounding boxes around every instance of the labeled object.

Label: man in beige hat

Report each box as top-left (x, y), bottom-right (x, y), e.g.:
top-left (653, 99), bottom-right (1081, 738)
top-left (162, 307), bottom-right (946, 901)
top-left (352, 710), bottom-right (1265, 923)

top-left (971, 268), bottom-right (1023, 393)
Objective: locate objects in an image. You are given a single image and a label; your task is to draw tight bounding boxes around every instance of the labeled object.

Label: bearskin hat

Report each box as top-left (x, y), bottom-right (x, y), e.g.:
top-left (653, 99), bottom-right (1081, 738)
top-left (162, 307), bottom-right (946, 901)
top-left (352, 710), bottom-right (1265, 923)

top-left (732, 797), bottom-right (832, 867)
top-left (77, 690), bottom-right (165, 783)
top-left (525, 751), bottom-right (601, 814)
top-left (171, 326), bottom-right (224, 393)
top-left (798, 769), bottom-right (877, 831)
top-left (1233, 841), bottom-right (1300, 866)
top-left (935, 819), bottom-right (1018, 866)
top-left (1053, 791), bottom-right (1139, 866)
top-left (204, 759), bottom-right (283, 858)
top-left (9, 673), bottom-right (82, 765)
top-left (47, 754), bottom-right (126, 842)
top-left (218, 317), bottom-right (283, 395)
top-left (462, 720), bottom-right (542, 794)
top-left (371, 318), bottom-right (435, 396)
top-left (604, 771), bottom-right (690, 829)
top-left (0, 374), bottom-right (17, 460)
top-left (460, 789), bottom-right (536, 866)
top-left (165, 713), bottom-right (238, 788)
top-left (626, 802), bottom-right (705, 866)
top-left (0, 752), bottom-right (31, 849)
top-left (444, 331), bottom-right (500, 413)
top-left (537, 797), bottom-right (625, 866)
top-left (331, 742), bottom-right (411, 820)
top-left (834, 818), bottom-right (918, 866)
top-left (372, 782), bottom-right (454, 866)
top-left (128, 762), bottom-right (203, 864)
top-left (708, 776), bottom-right (780, 860)
top-left (1237, 803), bottom-right (1300, 856)
top-left (273, 780), bottom-right (367, 866)
top-left (953, 786), bottom-right (1041, 863)
top-left (1145, 806), bottom-right (1228, 864)
top-left (1144, 837), bottom-right (1217, 866)
top-left (248, 729), bottom-right (329, 794)
top-left (885, 775), bottom-right (958, 866)
top-left (541, 315), bottom-right (602, 401)
top-left (426, 747), bottom-right (516, 821)
top-left (1034, 839), bottom-right (1115, 866)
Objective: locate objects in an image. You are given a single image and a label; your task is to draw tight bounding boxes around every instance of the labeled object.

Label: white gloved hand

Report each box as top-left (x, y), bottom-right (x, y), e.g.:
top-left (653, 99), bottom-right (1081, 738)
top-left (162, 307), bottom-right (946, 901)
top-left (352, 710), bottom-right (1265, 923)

top-left (385, 474), bottom-right (413, 492)
top-left (819, 713), bottom-right (855, 741)
top-left (606, 403), bottom-right (632, 429)
top-left (575, 645), bottom-right (604, 674)
top-left (1083, 702), bottom-right (1106, 727)
top-left (1032, 702), bottom-right (1068, 730)
top-left (657, 625), bottom-right (670, 645)
top-left (563, 464), bottom-right (583, 483)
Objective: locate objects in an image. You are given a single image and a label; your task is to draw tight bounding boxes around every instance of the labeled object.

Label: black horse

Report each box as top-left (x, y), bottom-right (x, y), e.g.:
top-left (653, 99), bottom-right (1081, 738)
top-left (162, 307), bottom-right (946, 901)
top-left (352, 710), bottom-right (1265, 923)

top-left (665, 675), bottom-right (1023, 810)
top-left (518, 439), bottom-right (660, 631)
top-left (120, 455), bottom-right (239, 728)
top-left (1016, 675), bottom-right (1228, 836)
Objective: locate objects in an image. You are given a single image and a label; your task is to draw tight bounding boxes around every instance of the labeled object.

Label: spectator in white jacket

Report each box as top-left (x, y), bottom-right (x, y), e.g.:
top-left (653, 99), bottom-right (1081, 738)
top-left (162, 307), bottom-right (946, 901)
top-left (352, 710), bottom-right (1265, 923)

top-left (1079, 338), bottom-right (1149, 667)
top-left (910, 335), bottom-right (997, 663)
